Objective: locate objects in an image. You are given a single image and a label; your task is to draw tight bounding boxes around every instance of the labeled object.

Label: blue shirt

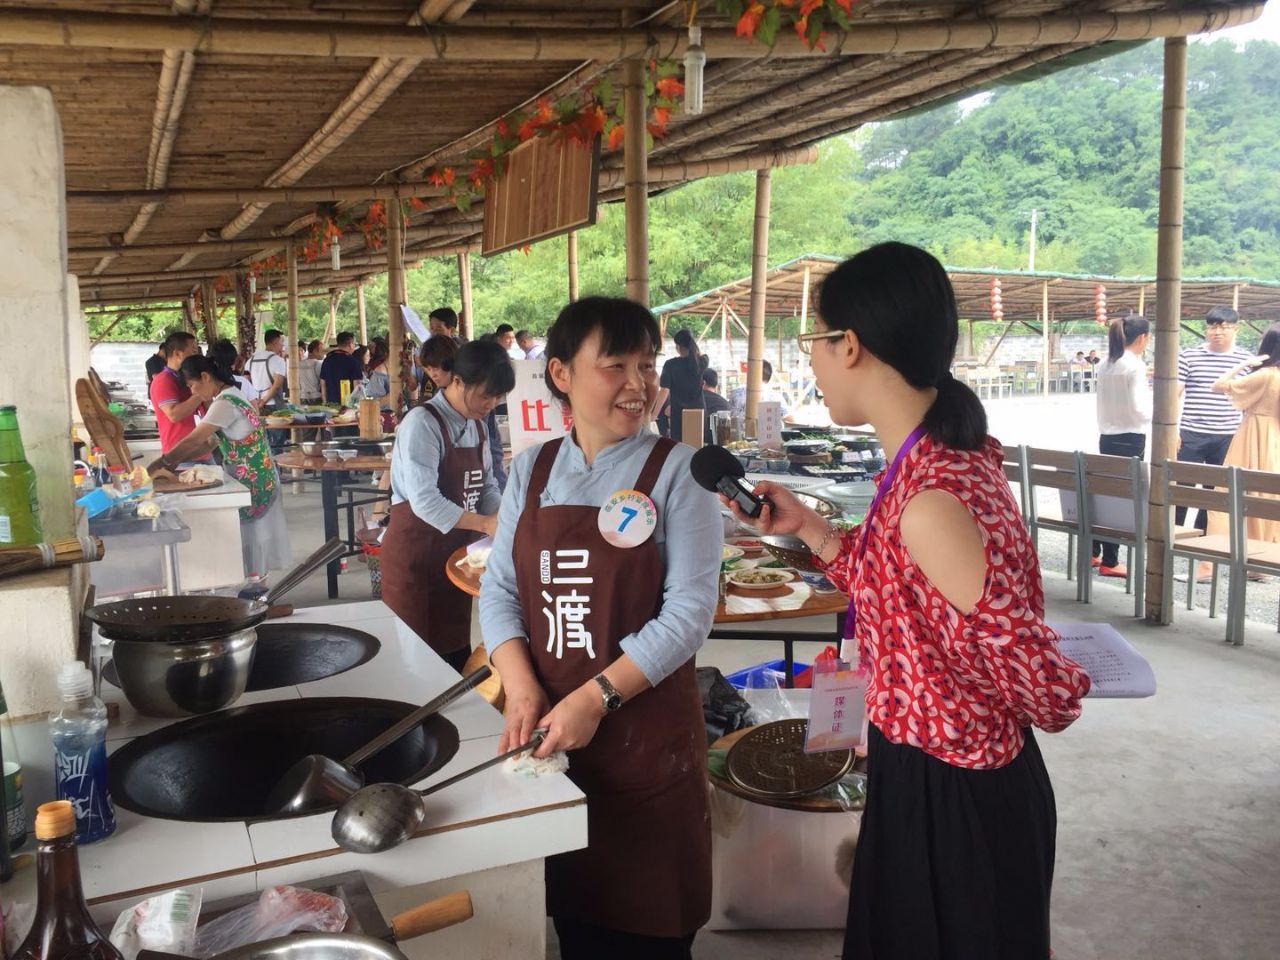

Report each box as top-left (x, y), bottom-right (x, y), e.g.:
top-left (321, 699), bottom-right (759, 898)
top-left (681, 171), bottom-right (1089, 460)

top-left (479, 430), bottom-right (721, 686)
top-left (319, 350), bottom-right (364, 403)
top-left (389, 392), bottom-right (501, 533)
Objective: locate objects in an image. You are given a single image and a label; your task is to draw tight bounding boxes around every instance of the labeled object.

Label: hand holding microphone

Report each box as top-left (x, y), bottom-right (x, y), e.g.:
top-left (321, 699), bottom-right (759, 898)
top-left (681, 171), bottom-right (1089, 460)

top-left (689, 445), bottom-right (808, 535)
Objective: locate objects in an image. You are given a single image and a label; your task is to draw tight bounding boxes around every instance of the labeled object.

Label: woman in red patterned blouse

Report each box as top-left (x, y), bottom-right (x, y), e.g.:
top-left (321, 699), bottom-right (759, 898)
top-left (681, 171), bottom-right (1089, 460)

top-left (725, 243), bottom-right (1091, 960)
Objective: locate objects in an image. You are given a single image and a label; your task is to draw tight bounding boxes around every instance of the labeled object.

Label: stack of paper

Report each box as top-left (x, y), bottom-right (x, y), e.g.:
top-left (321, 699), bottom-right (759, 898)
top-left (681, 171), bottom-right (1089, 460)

top-left (1048, 621), bottom-right (1157, 698)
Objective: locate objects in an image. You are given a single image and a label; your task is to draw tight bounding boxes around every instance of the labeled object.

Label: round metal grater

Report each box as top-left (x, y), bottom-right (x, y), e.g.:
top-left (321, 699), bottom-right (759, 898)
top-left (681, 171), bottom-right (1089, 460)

top-left (725, 719), bottom-right (855, 800)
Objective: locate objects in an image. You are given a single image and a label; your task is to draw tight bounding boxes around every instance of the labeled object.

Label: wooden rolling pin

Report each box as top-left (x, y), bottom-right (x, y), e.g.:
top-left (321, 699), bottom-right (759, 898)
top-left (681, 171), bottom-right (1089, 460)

top-left (0, 536), bottom-right (104, 581)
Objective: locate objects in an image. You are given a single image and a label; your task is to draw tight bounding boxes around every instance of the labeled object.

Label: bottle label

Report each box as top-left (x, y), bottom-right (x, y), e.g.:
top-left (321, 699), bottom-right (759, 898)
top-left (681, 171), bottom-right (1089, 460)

top-left (0, 514), bottom-right (10, 543)
top-left (4, 760), bottom-right (26, 847)
top-left (54, 741), bottom-right (116, 843)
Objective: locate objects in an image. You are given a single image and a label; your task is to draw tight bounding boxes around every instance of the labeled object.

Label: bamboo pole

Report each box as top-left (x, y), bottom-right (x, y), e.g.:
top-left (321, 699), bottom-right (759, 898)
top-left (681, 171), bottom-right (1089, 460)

top-left (458, 251), bottom-right (474, 338)
top-left (1232, 283), bottom-right (1240, 311)
top-left (387, 194), bottom-right (406, 412)
top-left (199, 279), bottom-right (218, 345)
top-left (623, 58), bottom-right (648, 307)
top-left (286, 240), bottom-right (300, 401)
top-left (356, 281), bottom-right (368, 344)
top-left (1138, 284), bottom-right (1146, 315)
top-left (325, 289), bottom-right (339, 344)
top-left (567, 231), bottom-right (580, 303)
top-left (746, 169), bottom-right (772, 425)
top-left (2, 7), bottom-right (1259, 60)
top-left (1041, 282), bottom-right (1050, 397)
top-left (798, 264), bottom-right (811, 336)
top-left (1146, 36), bottom-right (1188, 625)
top-left (181, 297), bottom-right (197, 335)
top-left (69, 182), bottom-right (449, 205)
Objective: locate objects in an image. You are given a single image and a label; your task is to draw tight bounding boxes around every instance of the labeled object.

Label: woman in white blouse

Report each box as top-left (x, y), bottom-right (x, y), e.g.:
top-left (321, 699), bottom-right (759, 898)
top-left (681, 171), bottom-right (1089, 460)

top-left (1093, 313), bottom-right (1151, 577)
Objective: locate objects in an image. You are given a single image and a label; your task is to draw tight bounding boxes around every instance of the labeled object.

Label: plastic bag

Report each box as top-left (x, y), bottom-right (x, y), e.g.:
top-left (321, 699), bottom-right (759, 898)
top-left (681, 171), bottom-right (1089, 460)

top-left (192, 886), bottom-right (348, 958)
top-left (110, 888), bottom-right (202, 960)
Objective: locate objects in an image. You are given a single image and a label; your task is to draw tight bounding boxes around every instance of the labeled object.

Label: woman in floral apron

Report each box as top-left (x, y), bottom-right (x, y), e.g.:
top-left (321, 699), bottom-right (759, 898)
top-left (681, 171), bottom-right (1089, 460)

top-left (146, 353), bottom-right (291, 579)
top-left (479, 298), bottom-right (722, 959)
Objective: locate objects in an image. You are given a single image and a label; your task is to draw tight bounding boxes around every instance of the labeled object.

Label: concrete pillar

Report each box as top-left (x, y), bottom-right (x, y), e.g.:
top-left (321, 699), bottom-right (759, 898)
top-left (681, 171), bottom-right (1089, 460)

top-left (0, 86), bottom-right (85, 716)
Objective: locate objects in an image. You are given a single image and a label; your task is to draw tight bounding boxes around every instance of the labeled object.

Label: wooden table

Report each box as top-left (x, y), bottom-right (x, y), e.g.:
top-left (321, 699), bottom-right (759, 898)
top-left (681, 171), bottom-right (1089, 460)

top-left (276, 450), bottom-right (389, 598)
top-left (446, 546), bottom-right (848, 685)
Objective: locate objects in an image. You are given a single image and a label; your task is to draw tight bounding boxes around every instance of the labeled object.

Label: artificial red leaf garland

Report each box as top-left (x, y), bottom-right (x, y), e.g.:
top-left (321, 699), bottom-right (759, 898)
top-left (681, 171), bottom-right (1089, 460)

top-left (717, 0), bottom-right (858, 49)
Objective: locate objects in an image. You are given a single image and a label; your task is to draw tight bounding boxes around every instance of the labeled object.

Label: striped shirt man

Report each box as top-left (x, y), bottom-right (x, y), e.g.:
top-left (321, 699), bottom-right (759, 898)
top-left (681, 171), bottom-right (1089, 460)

top-left (1178, 343), bottom-right (1254, 434)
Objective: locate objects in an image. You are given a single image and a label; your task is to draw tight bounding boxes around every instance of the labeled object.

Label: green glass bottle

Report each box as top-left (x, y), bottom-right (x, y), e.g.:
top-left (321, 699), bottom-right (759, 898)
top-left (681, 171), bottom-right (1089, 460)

top-left (0, 405), bottom-right (42, 546)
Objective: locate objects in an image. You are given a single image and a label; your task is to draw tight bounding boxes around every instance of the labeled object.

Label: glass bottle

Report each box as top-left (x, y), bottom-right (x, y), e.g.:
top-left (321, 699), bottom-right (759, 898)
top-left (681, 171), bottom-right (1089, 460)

top-left (49, 664), bottom-right (115, 845)
top-left (0, 406), bottom-right (42, 547)
top-left (10, 801), bottom-right (124, 960)
top-left (0, 728), bottom-right (13, 882)
top-left (0, 677), bottom-right (27, 851)
top-left (90, 448), bottom-right (109, 489)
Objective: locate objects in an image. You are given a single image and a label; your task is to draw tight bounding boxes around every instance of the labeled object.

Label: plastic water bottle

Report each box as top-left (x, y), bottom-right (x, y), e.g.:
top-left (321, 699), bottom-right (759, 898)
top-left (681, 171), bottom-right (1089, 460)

top-left (48, 664), bottom-right (116, 844)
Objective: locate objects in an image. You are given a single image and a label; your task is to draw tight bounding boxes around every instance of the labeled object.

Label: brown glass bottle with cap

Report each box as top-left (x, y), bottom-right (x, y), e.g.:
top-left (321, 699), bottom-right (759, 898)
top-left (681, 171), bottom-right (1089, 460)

top-left (10, 801), bottom-right (124, 960)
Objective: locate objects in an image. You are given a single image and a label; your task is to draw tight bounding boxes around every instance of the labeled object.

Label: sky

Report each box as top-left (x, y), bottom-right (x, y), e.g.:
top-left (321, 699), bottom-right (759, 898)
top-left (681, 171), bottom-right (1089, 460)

top-left (1197, 1), bottom-right (1280, 44)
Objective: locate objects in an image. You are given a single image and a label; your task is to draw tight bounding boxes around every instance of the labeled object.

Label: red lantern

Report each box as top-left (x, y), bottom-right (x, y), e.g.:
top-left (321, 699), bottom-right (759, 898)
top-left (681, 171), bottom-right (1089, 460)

top-left (990, 278), bottom-right (1004, 321)
top-left (1094, 284), bottom-right (1107, 324)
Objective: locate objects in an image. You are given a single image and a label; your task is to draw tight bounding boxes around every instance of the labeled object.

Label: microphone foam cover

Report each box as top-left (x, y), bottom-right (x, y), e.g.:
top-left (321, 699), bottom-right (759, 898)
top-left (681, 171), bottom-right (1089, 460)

top-left (689, 444), bottom-right (746, 491)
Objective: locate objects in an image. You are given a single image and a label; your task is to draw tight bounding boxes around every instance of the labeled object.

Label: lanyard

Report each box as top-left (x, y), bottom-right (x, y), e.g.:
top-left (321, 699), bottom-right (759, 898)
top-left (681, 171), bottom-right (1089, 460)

top-left (842, 424), bottom-right (927, 641)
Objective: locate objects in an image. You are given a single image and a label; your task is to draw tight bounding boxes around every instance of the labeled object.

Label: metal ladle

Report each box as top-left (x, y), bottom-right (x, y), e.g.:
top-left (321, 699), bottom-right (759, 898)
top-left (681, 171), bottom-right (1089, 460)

top-left (331, 730), bottom-right (548, 853)
top-left (266, 666), bottom-right (492, 814)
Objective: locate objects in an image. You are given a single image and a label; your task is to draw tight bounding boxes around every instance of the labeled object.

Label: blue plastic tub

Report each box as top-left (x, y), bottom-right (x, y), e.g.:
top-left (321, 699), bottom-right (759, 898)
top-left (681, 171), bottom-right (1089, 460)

top-left (724, 659), bottom-right (811, 690)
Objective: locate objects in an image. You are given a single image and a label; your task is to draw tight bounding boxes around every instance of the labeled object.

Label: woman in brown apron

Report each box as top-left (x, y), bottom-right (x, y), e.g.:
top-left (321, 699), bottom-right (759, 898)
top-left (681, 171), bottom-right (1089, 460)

top-left (381, 339), bottom-right (513, 671)
top-left (478, 298), bottom-right (723, 959)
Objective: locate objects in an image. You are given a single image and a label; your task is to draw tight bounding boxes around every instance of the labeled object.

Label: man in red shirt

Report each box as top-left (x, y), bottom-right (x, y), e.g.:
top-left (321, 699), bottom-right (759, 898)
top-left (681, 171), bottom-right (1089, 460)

top-left (149, 331), bottom-right (205, 454)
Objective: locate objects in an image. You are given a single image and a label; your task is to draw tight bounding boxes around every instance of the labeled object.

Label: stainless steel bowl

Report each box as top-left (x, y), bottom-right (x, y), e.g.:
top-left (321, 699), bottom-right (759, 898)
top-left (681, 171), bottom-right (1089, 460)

top-left (106, 627), bottom-right (257, 717)
top-left (209, 933), bottom-right (408, 960)
top-left (299, 441), bottom-right (323, 456)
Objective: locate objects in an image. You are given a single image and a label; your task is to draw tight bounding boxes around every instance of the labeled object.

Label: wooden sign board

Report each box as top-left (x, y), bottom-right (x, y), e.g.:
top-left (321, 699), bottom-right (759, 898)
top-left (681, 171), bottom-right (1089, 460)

top-left (482, 135), bottom-right (599, 256)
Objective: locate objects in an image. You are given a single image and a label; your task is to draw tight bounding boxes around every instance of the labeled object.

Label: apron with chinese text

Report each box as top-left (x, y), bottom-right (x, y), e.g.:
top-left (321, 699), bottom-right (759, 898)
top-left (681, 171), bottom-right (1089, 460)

top-left (215, 391), bottom-right (278, 521)
top-left (512, 436), bottom-right (711, 938)
top-left (380, 405), bottom-right (486, 657)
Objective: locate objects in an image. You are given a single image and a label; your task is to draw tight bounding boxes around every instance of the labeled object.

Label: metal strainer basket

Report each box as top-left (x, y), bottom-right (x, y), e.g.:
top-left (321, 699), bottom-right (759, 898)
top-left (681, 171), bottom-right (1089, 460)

top-left (725, 719), bottom-right (854, 800)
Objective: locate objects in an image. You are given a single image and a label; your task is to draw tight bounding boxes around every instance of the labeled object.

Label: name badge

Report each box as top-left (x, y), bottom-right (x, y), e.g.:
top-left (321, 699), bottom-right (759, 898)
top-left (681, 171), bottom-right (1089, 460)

top-left (598, 489), bottom-right (657, 548)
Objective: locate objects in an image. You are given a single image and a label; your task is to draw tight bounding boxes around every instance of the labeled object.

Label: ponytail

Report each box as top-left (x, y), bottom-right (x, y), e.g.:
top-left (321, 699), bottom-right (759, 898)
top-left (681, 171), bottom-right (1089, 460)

top-left (1107, 313), bottom-right (1150, 364)
top-left (922, 374), bottom-right (988, 452)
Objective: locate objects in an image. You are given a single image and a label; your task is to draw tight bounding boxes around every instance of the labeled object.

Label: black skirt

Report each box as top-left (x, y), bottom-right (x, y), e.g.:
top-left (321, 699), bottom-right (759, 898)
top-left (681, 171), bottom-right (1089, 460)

top-left (844, 724), bottom-right (1056, 960)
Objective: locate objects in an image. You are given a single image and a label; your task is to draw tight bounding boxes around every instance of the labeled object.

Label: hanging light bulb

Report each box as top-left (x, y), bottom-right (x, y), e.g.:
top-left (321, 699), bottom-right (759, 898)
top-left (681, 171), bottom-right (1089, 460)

top-left (683, 25), bottom-right (705, 116)
top-left (248, 274), bottom-right (257, 297)
top-left (266, 284), bottom-right (273, 304)
top-left (330, 237), bottom-right (342, 272)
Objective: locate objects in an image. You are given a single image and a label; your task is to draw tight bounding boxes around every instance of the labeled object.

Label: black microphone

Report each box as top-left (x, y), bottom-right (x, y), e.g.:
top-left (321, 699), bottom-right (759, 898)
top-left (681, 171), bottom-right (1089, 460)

top-left (690, 445), bottom-right (766, 519)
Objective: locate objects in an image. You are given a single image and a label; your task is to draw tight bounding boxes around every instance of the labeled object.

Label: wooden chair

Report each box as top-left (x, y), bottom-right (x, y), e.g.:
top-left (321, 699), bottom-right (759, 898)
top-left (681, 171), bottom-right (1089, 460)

top-left (1231, 468), bottom-right (1280, 645)
top-left (1024, 446), bottom-right (1086, 598)
top-left (1161, 461), bottom-right (1237, 633)
top-left (75, 377), bottom-right (132, 468)
top-left (1077, 452), bottom-right (1147, 616)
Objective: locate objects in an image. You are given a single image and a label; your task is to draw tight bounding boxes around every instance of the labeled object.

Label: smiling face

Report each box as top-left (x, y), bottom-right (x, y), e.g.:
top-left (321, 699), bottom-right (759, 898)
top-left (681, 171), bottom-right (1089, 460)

top-left (1205, 321), bottom-right (1238, 353)
top-left (548, 328), bottom-right (657, 445)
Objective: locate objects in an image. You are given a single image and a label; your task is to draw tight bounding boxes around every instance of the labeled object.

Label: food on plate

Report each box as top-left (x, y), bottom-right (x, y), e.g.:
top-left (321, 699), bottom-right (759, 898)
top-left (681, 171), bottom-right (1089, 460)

top-left (727, 536), bottom-right (764, 555)
top-left (728, 568), bottom-right (793, 586)
top-left (721, 544), bottom-right (745, 562)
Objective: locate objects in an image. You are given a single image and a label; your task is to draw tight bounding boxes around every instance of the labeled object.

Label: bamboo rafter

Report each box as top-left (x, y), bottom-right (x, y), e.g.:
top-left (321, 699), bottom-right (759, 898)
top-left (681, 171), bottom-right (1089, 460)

top-left (0, 6), bottom-right (1261, 60)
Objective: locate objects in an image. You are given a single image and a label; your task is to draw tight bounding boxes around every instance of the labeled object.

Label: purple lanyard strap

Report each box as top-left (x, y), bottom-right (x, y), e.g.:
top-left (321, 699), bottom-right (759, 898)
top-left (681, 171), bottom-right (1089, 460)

top-left (842, 424), bottom-right (927, 641)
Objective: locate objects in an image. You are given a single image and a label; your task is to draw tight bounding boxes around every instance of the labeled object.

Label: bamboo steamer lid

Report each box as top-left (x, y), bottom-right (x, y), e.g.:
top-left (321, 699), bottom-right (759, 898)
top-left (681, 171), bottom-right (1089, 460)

top-left (34, 800), bottom-right (76, 839)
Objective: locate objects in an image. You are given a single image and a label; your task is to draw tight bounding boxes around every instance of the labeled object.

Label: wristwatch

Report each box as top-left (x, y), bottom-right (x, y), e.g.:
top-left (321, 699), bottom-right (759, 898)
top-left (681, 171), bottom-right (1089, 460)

top-left (593, 674), bottom-right (623, 713)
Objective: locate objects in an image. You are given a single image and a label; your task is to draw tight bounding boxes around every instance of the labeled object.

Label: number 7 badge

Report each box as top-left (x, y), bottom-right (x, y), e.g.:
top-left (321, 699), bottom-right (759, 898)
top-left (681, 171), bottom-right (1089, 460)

top-left (598, 489), bottom-right (658, 548)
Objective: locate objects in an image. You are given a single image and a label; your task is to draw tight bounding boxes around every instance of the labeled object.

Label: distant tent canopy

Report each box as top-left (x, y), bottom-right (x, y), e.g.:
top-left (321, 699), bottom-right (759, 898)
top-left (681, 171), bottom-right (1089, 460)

top-left (652, 254), bottom-right (1280, 328)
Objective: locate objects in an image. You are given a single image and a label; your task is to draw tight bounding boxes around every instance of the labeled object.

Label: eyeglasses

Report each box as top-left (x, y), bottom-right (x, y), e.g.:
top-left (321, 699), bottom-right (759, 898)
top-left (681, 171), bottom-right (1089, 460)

top-left (797, 330), bottom-right (845, 355)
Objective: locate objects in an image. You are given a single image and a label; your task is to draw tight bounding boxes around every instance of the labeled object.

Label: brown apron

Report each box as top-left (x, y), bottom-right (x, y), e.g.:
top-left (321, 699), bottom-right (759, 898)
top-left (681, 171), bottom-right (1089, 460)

top-left (380, 404), bottom-right (486, 657)
top-left (512, 436), bottom-right (711, 938)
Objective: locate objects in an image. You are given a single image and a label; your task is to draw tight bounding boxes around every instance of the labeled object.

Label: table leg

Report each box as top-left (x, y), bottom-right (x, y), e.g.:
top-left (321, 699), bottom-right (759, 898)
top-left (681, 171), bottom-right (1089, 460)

top-left (783, 640), bottom-right (795, 688)
top-left (324, 470), bottom-right (340, 599)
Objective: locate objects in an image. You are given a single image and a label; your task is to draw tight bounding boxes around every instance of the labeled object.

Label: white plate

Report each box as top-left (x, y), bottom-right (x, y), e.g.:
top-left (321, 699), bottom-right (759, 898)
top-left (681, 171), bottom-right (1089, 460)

top-left (721, 544), bottom-right (745, 562)
top-left (726, 569), bottom-right (795, 590)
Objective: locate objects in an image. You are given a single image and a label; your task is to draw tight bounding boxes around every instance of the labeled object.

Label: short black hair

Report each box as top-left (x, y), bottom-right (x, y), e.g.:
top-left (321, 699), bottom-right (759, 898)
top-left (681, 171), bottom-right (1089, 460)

top-left (428, 307), bottom-right (458, 329)
top-left (419, 334), bottom-right (459, 369)
top-left (1206, 305), bottom-right (1239, 326)
top-left (336, 331), bottom-right (356, 347)
top-left (761, 358), bottom-right (773, 382)
top-left (443, 339), bottom-right (515, 397)
top-left (180, 352), bottom-right (236, 389)
top-left (544, 297), bottom-right (660, 404)
top-left (701, 367), bottom-right (719, 388)
top-left (264, 329), bottom-right (283, 345)
top-left (160, 331), bottom-right (196, 358)
top-left (516, 329), bottom-right (532, 342)
top-left (494, 323), bottom-right (515, 337)
top-left (307, 339), bottom-right (322, 352)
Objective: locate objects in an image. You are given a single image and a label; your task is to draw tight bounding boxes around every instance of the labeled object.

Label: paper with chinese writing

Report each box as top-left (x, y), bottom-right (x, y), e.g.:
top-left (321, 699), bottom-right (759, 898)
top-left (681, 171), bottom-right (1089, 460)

top-left (539, 547), bottom-right (595, 660)
top-left (597, 489), bottom-right (657, 548)
top-left (1048, 621), bottom-right (1156, 698)
top-left (757, 401), bottom-right (783, 451)
top-left (805, 663), bottom-right (867, 753)
top-left (508, 359), bottom-right (572, 455)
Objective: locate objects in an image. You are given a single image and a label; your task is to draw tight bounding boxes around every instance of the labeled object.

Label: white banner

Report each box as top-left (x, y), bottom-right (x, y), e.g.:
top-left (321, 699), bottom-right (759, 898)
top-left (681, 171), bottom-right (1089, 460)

top-left (400, 304), bottom-right (429, 342)
top-left (507, 358), bottom-right (571, 455)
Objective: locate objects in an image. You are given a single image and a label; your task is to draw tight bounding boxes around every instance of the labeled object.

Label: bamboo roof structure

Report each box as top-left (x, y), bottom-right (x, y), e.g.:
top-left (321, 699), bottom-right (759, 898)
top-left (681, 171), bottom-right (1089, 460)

top-left (653, 254), bottom-right (1280, 326)
top-left (0, 0), bottom-right (1263, 309)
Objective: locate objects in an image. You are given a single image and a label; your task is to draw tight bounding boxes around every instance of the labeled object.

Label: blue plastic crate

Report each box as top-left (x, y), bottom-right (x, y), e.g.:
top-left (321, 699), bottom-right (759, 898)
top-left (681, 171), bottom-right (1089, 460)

top-left (724, 659), bottom-right (811, 690)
